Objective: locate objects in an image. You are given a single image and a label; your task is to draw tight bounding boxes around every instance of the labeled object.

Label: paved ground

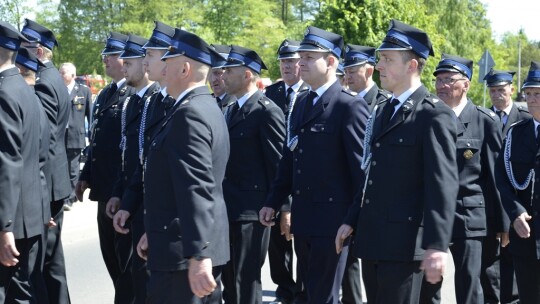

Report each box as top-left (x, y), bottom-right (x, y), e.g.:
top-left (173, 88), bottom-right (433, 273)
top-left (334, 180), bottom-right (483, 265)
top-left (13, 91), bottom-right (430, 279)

top-left (63, 197), bottom-right (456, 303)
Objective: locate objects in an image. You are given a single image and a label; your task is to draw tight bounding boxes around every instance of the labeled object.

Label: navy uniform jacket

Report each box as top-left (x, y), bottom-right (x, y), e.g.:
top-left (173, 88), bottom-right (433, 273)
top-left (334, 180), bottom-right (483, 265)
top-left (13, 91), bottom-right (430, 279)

top-left (0, 67), bottom-right (43, 239)
top-left (224, 90), bottom-right (286, 222)
top-left (264, 80), bottom-right (309, 116)
top-left (143, 86), bottom-right (230, 271)
top-left (362, 83), bottom-right (391, 112)
top-left (79, 82), bottom-right (135, 202)
top-left (35, 61), bottom-right (71, 201)
top-left (65, 83), bottom-right (92, 149)
top-left (496, 118), bottom-right (540, 259)
top-left (216, 93), bottom-right (236, 112)
top-left (265, 80), bottom-right (369, 237)
top-left (451, 101), bottom-right (505, 238)
top-left (120, 90), bottom-right (172, 215)
top-left (347, 85), bottom-right (459, 261)
top-left (111, 82), bottom-right (160, 199)
top-left (33, 86), bottom-right (52, 226)
top-left (491, 103), bottom-right (531, 136)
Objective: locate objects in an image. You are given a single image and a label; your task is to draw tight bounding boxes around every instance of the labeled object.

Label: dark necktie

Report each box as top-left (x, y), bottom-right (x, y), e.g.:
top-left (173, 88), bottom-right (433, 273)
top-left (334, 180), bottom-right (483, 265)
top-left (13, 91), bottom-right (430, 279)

top-left (216, 96), bottom-right (222, 106)
top-left (496, 110), bottom-right (506, 126)
top-left (227, 101), bottom-right (239, 125)
top-left (536, 125), bottom-right (540, 147)
top-left (286, 87), bottom-right (294, 105)
top-left (304, 91), bottom-right (318, 115)
top-left (381, 98), bottom-right (400, 129)
top-left (106, 82), bottom-right (118, 101)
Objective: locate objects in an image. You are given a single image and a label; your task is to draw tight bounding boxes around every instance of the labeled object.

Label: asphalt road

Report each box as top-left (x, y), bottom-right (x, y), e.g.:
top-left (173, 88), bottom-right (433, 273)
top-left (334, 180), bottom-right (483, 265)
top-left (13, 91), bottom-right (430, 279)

top-left (63, 197), bottom-right (456, 303)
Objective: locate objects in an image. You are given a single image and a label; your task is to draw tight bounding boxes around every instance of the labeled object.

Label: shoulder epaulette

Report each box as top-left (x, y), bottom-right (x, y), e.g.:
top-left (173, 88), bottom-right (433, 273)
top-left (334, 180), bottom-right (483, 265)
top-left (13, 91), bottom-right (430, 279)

top-left (424, 94), bottom-right (440, 106)
top-left (378, 89), bottom-right (392, 99)
top-left (259, 96), bottom-right (276, 109)
top-left (476, 106), bottom-right (497, 121)
top-left (509, 118), bottom-right (530, 130)
top-left (341, 88), bottom-right (355, 96)
top-left (517, 105), bottom-right (530, 113)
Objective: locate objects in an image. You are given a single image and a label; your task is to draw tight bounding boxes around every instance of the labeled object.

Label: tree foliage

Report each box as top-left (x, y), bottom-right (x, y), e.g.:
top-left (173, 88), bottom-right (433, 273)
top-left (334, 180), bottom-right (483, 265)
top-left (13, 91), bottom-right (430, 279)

top-left (14, 0), bottom-right (538, 99)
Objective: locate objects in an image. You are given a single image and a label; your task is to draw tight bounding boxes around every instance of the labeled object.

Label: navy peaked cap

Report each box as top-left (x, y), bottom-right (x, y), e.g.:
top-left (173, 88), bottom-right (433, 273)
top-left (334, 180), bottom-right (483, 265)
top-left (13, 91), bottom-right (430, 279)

top-left (298, 26), bottom-right (344, 58)
top-left (162, 28), bottom-right (220, 66)
top-left (297, 26), bottom-right (344, 58)
top-left (210, 44), bottom-right (230, 69)
top-left (144, 21), bottom-right (175, 50)
top-left (434, 53), bottom-right (473, 80)
top-left (222, 45), bottom-right (267, 74)
top-left (16, 47), bottom-right (44, 72)
top-left (484, 69), bottom-right (515, 87)
top-left (102, 32), bottom-right (128, 55)
top-left (336, 63), bottom-right (345, 76)
top-left (344, 44), bottom-right (376, 68)
top-left (277, 39), bottom-right (300, 60)
top-left (523, 61), bottom-right (540, 89)
top-left (21, 19), bottom-right (57, 50)
top-left (120, 34), bottom-right (148, 59)
top-left (378, 19), bottom-right (434, 59)
top-left (0, 21), bottom-right (30, 51)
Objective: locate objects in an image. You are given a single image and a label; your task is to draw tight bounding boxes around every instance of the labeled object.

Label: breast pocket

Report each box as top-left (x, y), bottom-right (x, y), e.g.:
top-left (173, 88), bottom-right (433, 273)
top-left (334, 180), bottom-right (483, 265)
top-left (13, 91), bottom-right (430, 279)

top-left (456, 138), bottom-right (481, 166)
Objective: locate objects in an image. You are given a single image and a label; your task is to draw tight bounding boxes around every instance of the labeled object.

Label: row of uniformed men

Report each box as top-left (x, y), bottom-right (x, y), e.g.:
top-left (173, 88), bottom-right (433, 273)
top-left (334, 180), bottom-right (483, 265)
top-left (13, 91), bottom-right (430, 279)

top-left (3, 16), bottom-right (540, 304)
top-left (0, 19), bottom-right (90, 303)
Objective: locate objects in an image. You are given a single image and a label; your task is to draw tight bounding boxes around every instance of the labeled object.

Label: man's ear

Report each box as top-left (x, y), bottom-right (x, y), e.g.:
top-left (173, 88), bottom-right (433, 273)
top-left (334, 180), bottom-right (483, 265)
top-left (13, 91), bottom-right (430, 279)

top-left (365, 65), bottom-right (374, 78)
top-left (407, 58), bottom-right (418, 73)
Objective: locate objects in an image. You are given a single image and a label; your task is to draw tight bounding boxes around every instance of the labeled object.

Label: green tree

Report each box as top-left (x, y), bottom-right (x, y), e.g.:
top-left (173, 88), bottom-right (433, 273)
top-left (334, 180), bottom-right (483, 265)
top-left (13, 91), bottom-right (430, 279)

top-left (0, 0), bottom-right (31, 29)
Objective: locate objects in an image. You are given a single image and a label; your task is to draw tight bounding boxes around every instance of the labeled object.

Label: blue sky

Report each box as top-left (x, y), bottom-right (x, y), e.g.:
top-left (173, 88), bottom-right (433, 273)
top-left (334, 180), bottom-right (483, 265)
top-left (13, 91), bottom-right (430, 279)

top-left (481, 0), bottom-right (540, 41)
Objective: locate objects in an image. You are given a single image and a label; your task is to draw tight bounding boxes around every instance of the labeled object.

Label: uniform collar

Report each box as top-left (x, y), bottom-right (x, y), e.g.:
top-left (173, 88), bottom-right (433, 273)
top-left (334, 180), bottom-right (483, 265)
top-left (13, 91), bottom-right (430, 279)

top-left (237, 89), bottom-right (258, 108)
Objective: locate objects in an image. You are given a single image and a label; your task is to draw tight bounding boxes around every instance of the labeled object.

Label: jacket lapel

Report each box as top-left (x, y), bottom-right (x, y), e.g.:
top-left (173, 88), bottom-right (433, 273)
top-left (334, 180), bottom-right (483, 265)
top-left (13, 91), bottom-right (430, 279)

top-left (299, 81), bottom-right (339, 127)
top-left (228, 90), bottom-right (261, 129)
top-left (374, 85), bottom-right (427, 140)
top-left (456, 100), bottom-right (474, 136)
top-left (503, 104), bottom-right (519, 135)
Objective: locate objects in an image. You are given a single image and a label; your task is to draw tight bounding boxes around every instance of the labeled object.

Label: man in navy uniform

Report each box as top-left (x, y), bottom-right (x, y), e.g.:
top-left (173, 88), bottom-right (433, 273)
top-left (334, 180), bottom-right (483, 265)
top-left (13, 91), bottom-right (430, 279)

top-left (496, 61), bottom-right (540, 304)
top-left (107, 33), bottom-right (160, 304)
top-left (419, 54), bottom-right (505, 303)
top-left (487, 70), bottom-right (531, 135)
top-left (59, 62), bottom-right (92, 211)
top-left (260, 26), bottom-right (369, 303)
top-left (210, 44), bottom-right (236, 111)
top-left (112, 21), bottom-right (174, 304)
top-left (482, 69), bottom-right (530, 304)
top-left (265, 39), bottom-right (308, 116)
top-left (343, 44), bottom-right (391, 111)
top-left (220, 45), bottom-right (285, 304)
top-left (135, 28), bottom-right (229, 303)
top-left (263, 39), bottom-right (308, 304)
top-left (0, 22), bottom-right (45, 303)
top-left (21, 18), bottom-right (72, 304)
top-left (335, 20), bottom-right (459, 304)
top-left (76, 32), bottom-right (136, 303)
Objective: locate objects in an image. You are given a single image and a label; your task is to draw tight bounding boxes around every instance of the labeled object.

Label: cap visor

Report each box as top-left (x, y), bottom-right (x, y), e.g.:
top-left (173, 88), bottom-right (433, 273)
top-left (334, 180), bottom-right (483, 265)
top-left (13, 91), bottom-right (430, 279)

top-left (522, 81), bottom-right (540, 89)
top-left (119, 50), bottom-right (145, 59)
top-left (142, 41), bottom-right (169, 50)
top-left (278, 54), bottom-right (300, 60)
top-left (221, 62), bottom-right (244, 69)
top-left (101, 48), bottom-right (123, 55)
top-left (343, 60), bottom-right (368, 68)
top-left (160, 51), bottom-right (183, 61)
top-left (487, 81), bottom-right (512, 87)
top-left (433, 67), bottom-right (463, 76)
top-left (297, 44), bottom-right (329, 53)
top-left (376, 41), bottom-right (410, 52)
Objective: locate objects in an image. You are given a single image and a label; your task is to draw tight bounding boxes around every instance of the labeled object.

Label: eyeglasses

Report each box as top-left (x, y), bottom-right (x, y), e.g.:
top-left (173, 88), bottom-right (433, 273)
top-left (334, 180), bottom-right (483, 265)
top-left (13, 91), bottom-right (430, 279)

top-left (433, 78), bottom-right (467, 86)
